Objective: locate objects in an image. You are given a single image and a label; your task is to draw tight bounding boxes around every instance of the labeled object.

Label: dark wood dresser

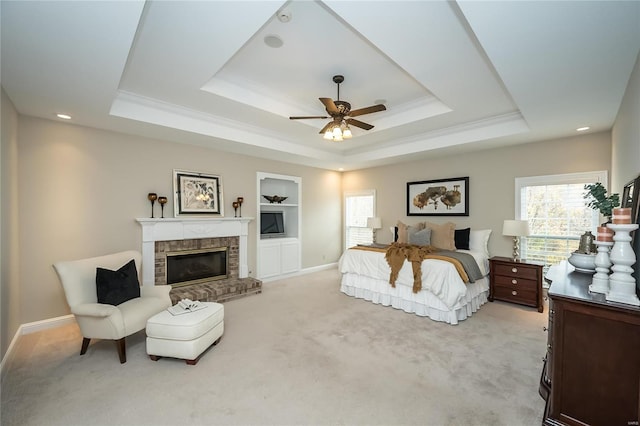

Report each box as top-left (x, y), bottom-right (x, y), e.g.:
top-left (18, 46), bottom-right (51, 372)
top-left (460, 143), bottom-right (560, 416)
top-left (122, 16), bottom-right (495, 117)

top-left (541, 262), bottom-right (640, 426)
top-left (489, 256), bottom-right (544, 312)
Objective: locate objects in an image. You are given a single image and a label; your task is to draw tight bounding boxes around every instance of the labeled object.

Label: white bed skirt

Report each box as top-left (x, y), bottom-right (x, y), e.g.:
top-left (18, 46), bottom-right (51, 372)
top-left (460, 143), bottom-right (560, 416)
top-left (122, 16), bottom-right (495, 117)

top-left (340, 273), bottom-right (489, 325)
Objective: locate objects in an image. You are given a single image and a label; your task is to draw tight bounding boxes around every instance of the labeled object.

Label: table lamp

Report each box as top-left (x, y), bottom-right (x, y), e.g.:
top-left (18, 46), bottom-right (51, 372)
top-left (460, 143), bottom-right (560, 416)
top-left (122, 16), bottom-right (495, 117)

top-left (503, 219), bottom-right (530, 261)
top-left (367, 217), bottom-right (382, 244)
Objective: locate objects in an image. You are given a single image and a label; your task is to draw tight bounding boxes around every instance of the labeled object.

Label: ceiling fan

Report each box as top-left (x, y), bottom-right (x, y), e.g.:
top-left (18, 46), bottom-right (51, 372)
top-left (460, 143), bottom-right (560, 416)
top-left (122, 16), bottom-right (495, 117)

top-left (289, 75), bottom-right (386, 140)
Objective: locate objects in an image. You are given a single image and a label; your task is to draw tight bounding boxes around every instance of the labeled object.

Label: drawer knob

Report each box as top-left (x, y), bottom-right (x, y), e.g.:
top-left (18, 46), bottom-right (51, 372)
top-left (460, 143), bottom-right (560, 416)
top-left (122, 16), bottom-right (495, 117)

top-left (512, 267), bottom-right (518, 273)
top-left (512, 290), bottom-right (518, 296)
top-left (512, 279), bottom-right (518, 284)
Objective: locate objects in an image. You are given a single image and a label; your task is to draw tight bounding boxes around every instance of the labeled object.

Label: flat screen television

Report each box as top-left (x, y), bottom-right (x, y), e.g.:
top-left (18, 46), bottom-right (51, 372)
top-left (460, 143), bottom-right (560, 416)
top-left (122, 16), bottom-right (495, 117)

top-left (261, 211), bottom-right (285, 238)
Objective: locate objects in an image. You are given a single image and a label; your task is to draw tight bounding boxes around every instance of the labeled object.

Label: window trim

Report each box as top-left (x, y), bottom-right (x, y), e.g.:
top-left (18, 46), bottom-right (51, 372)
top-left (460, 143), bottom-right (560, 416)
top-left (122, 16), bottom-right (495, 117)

top-left (344, 189), bottom-right (377, 251)
top-left (514, 170), bottom-right (608, 264)
top-left (514, 171), bottom-right (608, 219)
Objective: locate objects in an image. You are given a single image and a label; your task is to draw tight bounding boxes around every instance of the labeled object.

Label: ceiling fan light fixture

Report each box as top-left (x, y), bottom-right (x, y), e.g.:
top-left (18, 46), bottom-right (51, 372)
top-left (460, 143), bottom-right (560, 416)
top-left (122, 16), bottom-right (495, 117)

top-left (290, 75), bottom-right (386, 142)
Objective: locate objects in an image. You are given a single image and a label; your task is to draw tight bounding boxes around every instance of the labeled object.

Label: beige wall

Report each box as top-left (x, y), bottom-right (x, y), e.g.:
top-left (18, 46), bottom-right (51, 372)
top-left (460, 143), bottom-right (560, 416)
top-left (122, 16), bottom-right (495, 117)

top-left (1, 88), bottom-right (21, 360)
top-left (343, 132), bottom-right (612, 258)
top-left (15, 116), bottom-right (343, 324)
top-left (3, 47), bottom-right (638, 362)
top-left (612, 50), bottom-right (640, 190)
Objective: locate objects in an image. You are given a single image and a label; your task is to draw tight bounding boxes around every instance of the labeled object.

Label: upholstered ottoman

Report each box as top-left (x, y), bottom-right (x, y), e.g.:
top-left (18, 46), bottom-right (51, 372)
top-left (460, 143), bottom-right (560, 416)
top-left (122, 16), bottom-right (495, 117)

top-left (146, 302), bottom-right (224, 365)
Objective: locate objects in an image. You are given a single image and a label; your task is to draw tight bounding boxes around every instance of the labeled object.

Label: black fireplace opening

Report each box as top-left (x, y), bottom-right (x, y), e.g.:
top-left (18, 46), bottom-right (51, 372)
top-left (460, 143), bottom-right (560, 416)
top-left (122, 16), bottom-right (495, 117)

top-left (166, 247), bottom-right (228, 287)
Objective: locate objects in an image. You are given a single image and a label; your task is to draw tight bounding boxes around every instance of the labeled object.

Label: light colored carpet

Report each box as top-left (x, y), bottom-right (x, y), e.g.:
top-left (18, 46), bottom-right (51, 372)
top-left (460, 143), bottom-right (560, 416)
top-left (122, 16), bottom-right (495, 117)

top-left (1, 268), bottom-right (547, 426)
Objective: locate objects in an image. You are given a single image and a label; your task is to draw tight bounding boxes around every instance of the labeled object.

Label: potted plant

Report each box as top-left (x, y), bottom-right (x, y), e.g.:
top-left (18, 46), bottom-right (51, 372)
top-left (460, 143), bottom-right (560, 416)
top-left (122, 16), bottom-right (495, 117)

top-left (583, 182), bottom-right (620, 224)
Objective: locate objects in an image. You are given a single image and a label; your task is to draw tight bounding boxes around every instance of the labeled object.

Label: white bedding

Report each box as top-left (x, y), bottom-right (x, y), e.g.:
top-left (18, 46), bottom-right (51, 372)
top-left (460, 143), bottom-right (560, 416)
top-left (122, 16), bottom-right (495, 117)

top-left (339, 247), bottom-right (490, 325)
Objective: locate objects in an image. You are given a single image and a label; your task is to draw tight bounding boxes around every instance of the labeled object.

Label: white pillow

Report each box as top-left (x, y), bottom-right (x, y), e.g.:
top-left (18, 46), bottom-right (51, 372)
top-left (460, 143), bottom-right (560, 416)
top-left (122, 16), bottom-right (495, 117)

top-left (469, 229), bottom-right (492, 256)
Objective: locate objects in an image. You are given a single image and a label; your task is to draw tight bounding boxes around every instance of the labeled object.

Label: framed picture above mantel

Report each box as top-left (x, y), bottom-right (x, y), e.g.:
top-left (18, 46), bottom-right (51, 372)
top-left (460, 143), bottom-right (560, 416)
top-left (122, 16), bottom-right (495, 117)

top-left (407, 176), bottom-right (469, 216)
top-left (173, 170), bottom-right (224, 217)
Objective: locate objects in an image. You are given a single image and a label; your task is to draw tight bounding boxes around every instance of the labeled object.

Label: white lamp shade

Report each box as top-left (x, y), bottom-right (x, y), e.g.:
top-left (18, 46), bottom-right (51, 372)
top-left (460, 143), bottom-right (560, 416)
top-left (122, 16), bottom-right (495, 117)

top-left (502, 219), bottom-right (530, 237)
top-left (367, 217), bottom-right (382, 229)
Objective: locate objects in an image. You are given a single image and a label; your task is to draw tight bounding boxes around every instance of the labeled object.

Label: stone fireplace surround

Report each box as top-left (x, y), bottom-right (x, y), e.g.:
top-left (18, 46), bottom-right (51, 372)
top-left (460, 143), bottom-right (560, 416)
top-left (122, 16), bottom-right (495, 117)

top-left (136, 217), bottom-right (262, 303)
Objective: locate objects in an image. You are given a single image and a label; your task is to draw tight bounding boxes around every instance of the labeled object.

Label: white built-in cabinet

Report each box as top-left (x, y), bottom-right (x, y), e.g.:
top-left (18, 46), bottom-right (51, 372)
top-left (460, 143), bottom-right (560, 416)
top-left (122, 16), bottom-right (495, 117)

top-left (257, 172), bottom-right (301, 279)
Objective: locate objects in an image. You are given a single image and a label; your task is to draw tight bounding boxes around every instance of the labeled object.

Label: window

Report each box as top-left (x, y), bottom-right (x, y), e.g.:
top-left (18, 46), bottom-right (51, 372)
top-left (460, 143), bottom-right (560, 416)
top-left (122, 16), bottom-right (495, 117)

top-left (516, 171), bottom-right (606, 268)
top-left (344, 190), bottom-right (376, 250)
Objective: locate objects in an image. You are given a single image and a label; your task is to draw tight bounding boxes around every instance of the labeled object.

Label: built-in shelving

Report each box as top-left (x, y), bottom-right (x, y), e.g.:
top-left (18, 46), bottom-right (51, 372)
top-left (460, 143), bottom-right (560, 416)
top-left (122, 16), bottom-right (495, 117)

top-left (256, 172), bottom-right (301, 279)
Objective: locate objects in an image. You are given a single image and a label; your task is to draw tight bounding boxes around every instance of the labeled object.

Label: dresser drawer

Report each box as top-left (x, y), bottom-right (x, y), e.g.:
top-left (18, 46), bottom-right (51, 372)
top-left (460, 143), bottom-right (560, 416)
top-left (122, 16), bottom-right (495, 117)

top-left (493, 263), bottom-right (539, 280)
top-left (493, 275), bottom-right (538, 291)
top-left (493, 286), bottom-right (537, 306)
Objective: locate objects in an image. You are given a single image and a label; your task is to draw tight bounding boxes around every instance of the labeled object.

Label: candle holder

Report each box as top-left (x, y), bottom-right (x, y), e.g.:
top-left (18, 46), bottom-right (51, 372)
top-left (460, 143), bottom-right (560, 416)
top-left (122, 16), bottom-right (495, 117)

top-left (232, 201), bottom-right (239, 217)
top-left (158, 196), bottom-right (168, 218)
top-left (589, 240), bottom-right (613, 294)
top-left (606, 223), bottom-right (640, 306)
top-left (147, 193), bottom-right (158, 218)
top-left (236, 197), bottom-right (244, 217)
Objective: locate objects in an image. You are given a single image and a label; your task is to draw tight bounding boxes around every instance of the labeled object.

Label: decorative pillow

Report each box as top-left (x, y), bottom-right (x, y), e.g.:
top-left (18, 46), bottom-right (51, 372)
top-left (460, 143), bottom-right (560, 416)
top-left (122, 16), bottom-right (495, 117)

top-left (469, 229), bottom-right (492, 256)
top-left (396, 221), bottom-right (426, 244)
top-left (96, 259), bottom-right (141, 306)
top-left (390, 226), bottom-right (399, 242)
top-left (424, 221), bottom-right (456, 250)
top-left (454, 228), bottom-right (471, 250)
top-left (409, 228), bottom-right (432, 246)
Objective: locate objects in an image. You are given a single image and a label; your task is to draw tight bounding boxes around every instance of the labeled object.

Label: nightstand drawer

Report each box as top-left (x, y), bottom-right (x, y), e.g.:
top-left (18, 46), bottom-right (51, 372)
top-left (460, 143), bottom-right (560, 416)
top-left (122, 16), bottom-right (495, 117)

top-left (493, 275), bottom-right (538, 291)
top-left (493, 263), bottom-right (539, 280)
top-left (493, 286), bottom-right (537, 306)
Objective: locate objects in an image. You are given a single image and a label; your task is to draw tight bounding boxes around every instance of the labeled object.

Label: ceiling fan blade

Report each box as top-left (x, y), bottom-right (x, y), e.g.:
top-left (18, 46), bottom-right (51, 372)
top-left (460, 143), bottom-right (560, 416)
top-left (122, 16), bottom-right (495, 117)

top-left (348, 104), bottom-right (386, 117)
top-left (347, 118), bottom-right (374, 131)
top-left (289, 116), bottom-right (328, 120)
top-left (319, 97), bottom-right (339, 115)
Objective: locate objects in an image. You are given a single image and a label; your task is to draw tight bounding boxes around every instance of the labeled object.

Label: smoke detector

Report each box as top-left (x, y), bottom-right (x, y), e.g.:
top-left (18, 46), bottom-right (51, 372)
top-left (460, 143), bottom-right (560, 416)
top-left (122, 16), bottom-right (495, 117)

top-left (277, 9), bottom-right (292, 23)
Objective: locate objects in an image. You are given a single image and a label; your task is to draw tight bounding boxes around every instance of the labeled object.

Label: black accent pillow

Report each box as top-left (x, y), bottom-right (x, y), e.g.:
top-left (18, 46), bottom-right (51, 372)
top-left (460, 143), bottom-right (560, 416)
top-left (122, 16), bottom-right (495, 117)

top-left (96, 259), bottom-right (141, 306)
top-left (454, 228), bottom-right (471, 250)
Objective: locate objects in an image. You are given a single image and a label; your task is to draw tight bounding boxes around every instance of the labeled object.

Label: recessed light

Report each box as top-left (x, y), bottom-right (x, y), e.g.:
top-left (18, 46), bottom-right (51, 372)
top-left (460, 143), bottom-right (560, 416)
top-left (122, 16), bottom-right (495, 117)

top-left (56, 113), bottom-right (72, 120)
top-left (576, 126), bottom-right (590, 132)
top-left (264, 34), bottom-right (283, 48)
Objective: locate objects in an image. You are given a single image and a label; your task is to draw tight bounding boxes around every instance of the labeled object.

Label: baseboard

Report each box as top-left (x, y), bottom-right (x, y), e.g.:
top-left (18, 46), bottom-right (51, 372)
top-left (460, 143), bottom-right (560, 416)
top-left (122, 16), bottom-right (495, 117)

top-left (260, 262), bottom-right (338, 283)
top-left (302, 262), bottom-right (338, 274)
top-left (1, 314), bottom-right (75, 379)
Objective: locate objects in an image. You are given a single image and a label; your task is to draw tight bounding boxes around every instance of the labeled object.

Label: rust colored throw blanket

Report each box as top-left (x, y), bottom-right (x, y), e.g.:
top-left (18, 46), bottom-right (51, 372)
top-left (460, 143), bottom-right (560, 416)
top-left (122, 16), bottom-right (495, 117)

top-left (383, 243), bottom-right (470, 293)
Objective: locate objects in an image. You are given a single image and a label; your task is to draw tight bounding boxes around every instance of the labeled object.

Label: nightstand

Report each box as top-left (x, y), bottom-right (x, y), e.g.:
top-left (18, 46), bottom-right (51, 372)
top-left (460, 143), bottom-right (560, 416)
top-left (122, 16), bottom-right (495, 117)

top-left (489, 256), bottom-right (544, 313)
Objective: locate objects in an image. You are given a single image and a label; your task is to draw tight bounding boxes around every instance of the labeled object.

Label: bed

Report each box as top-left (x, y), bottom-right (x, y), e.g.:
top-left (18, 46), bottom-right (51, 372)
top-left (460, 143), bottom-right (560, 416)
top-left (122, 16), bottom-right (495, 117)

top-left (339, 227), bottom-right (492, 325)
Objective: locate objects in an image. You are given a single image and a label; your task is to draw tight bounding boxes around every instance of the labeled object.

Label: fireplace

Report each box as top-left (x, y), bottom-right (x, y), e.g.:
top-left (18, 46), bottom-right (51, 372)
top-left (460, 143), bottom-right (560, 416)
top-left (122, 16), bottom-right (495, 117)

top-left (136, 217), bottom-right (261, 303)
top-left (154, 236), bottom-right (238, 287)
top-left (166, 247), bottom-right (228, 288)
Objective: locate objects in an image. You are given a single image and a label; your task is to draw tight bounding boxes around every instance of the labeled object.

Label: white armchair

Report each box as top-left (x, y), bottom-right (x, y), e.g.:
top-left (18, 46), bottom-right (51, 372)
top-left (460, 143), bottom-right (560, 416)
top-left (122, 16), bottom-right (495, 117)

top-left (53, 250), bottom-right (171, 363)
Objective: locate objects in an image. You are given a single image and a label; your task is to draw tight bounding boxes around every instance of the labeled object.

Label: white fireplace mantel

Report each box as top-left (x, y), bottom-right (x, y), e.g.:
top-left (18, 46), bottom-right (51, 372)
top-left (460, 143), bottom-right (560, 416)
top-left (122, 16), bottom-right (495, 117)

top-left (136, 217), bottom-right (253, 286)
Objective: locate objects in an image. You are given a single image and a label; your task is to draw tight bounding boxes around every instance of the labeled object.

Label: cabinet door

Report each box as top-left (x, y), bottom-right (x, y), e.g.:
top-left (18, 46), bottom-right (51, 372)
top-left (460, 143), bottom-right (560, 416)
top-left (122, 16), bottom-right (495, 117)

top-left (259, 240), bottom-right (281, 278)
top-left (280, 240), bottom-right (300, 274)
